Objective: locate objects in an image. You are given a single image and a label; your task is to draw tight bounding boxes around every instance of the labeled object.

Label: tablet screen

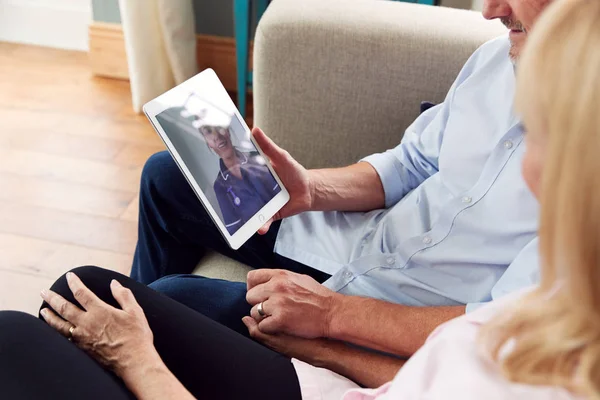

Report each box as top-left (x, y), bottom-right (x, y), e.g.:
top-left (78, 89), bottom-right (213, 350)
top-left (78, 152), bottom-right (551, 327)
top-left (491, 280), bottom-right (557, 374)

top-left (154, 94), bottom-right (282, 235)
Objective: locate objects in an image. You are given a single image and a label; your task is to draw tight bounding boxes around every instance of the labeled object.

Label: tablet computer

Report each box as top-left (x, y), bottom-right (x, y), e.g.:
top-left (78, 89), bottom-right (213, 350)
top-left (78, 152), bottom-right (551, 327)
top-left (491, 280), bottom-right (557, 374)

top-left (143, 68), bottom-right (289, 250)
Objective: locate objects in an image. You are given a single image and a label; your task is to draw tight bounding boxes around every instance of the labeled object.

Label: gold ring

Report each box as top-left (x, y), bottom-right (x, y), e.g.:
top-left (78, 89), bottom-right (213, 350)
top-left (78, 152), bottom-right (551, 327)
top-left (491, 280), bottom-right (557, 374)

top-left (68, 325), bottom-right (75, 338)
top-left (257, 301), bottom-right (266, 317)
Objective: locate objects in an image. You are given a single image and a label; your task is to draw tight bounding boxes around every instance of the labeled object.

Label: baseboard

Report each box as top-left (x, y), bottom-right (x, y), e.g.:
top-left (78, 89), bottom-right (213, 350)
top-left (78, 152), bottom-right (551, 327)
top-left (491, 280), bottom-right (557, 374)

top-left (0, 0), bottom-right (91, 51)
top-left (88, 22), bottom-right (252, 93)
top-left (88, 22), bottom-right (130, 80)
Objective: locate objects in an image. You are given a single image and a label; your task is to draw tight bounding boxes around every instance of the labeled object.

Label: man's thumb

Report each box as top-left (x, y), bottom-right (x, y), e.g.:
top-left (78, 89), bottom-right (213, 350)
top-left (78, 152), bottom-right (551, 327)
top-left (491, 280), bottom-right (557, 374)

top-left (253, 127), bottom-right (282, 159)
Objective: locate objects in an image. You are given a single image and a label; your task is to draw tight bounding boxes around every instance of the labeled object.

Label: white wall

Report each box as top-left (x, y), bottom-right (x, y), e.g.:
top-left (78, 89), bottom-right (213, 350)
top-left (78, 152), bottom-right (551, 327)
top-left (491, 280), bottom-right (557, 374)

top-left (0, 0), bottom-right (92, 51)
top-left (471, 0), bottom-right (485, 11)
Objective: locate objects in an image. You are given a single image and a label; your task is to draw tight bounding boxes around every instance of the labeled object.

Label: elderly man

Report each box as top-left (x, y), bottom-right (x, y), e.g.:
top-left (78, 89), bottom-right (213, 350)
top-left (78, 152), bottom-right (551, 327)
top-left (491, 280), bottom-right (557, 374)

top-left (131, 0), bottom-right (550, 379)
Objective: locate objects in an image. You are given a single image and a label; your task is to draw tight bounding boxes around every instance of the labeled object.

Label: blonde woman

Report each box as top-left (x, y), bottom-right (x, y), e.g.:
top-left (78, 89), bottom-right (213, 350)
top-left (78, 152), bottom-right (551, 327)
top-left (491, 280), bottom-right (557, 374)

top-left (0, 0), bottom-right (598, 398)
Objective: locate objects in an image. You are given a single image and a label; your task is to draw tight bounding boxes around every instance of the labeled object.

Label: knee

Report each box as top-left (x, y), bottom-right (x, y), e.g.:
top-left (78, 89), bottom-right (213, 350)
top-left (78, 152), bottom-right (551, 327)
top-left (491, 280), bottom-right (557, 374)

top-left (0, 310), bottom-right (35, 325)
top-left (0, 311), bottom-right (40, 340)
top-left (150, 275), bottom-right (247, 307)
top-left (148, 275), bottom-right (184, 298)
top-left (149, 275), bottom-right (209, 307)
top-left (49, 265), bottom-right (123, 297)
top-left (140, 151), bottom-right (180, 196)
top-left (68, 265), bottom-right (119, 283)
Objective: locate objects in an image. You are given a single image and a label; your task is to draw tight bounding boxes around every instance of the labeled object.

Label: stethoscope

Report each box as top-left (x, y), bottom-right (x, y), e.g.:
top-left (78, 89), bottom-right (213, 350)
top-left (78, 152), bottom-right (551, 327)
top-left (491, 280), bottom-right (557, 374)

top-left (221, 152), bottom-right (248, 208)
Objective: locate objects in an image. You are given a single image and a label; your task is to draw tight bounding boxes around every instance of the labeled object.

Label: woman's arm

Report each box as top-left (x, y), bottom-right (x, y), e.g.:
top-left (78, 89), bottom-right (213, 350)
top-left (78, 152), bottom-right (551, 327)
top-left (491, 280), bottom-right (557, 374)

top-left (117, 349), bottom-right (195, 400)
top-left (243, 316), bottom-right (404, 388)
top-left (316, 343), bottom-right (406, 388)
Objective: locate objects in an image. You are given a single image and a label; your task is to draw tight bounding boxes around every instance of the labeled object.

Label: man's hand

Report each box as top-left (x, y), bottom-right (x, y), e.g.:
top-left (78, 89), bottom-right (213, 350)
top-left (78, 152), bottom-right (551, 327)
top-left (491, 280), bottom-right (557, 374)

top-left (252, 127), bottom-right (313, 234)
top-left (246, 269), bottom-right (340, 338)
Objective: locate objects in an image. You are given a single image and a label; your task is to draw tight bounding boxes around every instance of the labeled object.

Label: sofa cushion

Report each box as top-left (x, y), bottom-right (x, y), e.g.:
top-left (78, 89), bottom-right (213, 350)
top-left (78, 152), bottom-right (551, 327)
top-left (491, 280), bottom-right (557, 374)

top-left (192, 251), bottom-right (251, 282)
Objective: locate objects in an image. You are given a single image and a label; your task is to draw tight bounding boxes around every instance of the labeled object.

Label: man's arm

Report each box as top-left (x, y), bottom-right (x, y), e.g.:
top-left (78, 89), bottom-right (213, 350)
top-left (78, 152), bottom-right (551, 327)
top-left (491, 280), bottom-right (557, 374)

top-left (242, 316), bottom-right (405, 388)
top-left (328, 296), bottom-right (465, 357)
top-left (253, 128), bottom-right (385, 236)
top-left (308, 162), bottom-right (385, 212)
top-left (253, 99), bottom-right (448, 234)
top-left (246, 270), bottom-right (465, 358)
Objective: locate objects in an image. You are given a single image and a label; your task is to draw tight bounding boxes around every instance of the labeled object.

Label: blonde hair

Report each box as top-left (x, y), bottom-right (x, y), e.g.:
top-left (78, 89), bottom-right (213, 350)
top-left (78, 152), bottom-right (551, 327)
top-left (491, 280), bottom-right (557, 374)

top-left (479, 0), bottom-right (600, 397)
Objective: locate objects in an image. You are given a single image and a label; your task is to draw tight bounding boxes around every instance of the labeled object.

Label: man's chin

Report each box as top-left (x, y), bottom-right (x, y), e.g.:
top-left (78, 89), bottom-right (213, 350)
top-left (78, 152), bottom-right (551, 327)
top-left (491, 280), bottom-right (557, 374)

top-left (509, 42), bottom-right (522, 63)
top-left (508, 36), bottom-right (526, 62)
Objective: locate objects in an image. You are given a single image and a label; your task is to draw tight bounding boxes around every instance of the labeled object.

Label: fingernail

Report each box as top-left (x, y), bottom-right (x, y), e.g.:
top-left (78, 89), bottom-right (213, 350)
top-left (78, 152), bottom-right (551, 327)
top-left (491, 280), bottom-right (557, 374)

top-left (111, 279), bottom-right (122, 287)
top-left (66, 272), bottom-right (74, 281)
top-left (40, 289), bottom-right (47, 298)
top-left (40, 308), bottom-right (47, 317)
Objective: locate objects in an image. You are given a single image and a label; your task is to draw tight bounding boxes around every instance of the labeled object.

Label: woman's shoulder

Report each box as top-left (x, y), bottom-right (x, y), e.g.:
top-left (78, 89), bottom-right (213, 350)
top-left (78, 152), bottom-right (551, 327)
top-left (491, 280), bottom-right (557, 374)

top-left (387, 330), bottom-right (576, 399)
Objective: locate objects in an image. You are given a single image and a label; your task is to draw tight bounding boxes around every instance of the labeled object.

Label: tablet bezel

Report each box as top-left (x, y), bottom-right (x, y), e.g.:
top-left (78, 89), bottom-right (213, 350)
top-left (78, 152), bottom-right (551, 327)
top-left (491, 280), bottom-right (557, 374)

top-left (142, 68), bottom-right (289, 250)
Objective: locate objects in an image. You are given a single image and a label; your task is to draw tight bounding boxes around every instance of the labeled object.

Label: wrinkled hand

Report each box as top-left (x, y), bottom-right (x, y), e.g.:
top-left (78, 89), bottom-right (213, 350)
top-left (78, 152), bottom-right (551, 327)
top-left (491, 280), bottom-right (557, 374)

top-left (242, 316), bottom-right (336, 363)
top-left (40, 273), bottom-right (155, 377)
top-left (246, 269), bottom-right (339, 338)
top-left (252, 127), bottom-right (313, 234)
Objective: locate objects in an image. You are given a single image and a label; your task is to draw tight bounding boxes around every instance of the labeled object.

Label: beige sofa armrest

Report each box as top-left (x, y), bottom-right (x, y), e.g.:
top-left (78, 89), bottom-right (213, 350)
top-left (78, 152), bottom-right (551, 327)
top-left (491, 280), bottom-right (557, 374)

top-left (253, 0), bottom-right (506, 168)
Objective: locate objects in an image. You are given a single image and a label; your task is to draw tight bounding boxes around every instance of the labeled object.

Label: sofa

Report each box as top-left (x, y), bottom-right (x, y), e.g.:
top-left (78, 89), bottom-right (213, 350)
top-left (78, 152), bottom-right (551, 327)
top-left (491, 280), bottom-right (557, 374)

top-left (192, 0), bottom-right (506, 281)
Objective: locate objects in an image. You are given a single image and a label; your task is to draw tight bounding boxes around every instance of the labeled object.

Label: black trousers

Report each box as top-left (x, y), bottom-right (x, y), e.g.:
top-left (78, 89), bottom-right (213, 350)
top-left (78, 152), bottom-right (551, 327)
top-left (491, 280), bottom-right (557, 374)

top-left (0, 266), bottom-right (302, 400)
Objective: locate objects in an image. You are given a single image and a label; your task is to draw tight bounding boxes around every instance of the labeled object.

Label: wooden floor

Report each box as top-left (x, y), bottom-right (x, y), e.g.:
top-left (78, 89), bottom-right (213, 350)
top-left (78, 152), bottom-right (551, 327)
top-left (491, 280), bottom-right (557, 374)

top-left (0, 42), bottom-right (167, 314)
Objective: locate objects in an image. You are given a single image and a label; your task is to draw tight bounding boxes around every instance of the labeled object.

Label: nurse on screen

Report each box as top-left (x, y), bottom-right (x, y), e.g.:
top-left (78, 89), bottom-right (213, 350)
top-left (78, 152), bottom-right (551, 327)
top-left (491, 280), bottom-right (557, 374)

top-left (193, 107), bottom-right (282, 235)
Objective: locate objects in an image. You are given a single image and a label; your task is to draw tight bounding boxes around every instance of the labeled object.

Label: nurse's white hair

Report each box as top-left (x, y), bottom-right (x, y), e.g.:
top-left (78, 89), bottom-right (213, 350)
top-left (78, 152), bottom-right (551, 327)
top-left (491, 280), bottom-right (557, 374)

top-left (479, 0), bottom-right (600, 398)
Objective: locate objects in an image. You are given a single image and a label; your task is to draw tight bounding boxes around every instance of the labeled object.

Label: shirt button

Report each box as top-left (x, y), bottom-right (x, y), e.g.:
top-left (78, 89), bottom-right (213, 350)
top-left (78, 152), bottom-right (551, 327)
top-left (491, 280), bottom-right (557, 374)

top-left (343, 271), bottom-right (353, 279)
top-left (462, 196), bottom-right (472, 204)
top-left (386, 256), bottom-right (395, 265)
top-left (423, 236), bottom-right (432, 245)
top-left (503, 140), bottom-right (513, 149)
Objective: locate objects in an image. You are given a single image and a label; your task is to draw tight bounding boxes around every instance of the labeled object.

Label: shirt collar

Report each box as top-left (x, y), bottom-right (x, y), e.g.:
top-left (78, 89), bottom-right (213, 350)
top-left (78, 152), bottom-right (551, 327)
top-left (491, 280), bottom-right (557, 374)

top-left (219, 149), bottom-right (248, 181)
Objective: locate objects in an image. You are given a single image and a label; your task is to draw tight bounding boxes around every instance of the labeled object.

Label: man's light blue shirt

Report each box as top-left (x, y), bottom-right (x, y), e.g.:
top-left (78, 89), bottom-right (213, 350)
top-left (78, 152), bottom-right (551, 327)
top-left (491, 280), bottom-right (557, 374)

top-left (274, 35), bottom-right (540, 312)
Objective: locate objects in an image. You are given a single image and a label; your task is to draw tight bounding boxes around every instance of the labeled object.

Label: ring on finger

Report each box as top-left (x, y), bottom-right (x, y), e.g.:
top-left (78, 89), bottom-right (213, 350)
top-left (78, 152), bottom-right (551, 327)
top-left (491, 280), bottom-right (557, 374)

top-left (257, 301), bottom-right (267, 317)
top-left (68, 325), bottom-right (76, 341)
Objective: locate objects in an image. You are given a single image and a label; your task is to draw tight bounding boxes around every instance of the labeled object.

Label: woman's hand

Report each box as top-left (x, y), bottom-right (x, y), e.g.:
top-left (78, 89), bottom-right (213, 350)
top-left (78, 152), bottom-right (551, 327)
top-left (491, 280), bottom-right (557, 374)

top-left (242, 315), bottom-right (339, 365)
top-left (252, 127), bottom-right (314, 234)
top-left (243, 316), bottom-right (407, 389)
top-left (40, 272), bottom-right (156, 378)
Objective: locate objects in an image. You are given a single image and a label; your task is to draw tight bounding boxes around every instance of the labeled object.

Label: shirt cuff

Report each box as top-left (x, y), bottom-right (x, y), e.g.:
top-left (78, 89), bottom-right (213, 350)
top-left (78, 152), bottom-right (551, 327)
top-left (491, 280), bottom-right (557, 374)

top-left (361, 152), bottom-right (407, 208)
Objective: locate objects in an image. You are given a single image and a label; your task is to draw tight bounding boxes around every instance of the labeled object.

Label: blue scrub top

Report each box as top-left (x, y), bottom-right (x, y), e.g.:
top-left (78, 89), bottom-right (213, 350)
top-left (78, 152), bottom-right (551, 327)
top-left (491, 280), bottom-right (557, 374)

top-left (214, 150), bottom-right (281, 235)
